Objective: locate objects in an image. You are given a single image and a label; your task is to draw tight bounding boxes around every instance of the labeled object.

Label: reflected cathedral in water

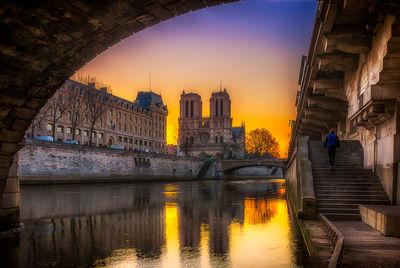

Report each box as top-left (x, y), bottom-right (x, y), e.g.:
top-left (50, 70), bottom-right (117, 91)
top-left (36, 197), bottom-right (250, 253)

top-left (0, 179), bottom-right (303, 267)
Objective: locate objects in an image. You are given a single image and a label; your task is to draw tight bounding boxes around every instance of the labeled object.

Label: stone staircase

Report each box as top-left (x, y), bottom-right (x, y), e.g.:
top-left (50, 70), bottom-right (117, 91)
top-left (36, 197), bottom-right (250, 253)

top-left (309, 140), bottom-right (390, 221)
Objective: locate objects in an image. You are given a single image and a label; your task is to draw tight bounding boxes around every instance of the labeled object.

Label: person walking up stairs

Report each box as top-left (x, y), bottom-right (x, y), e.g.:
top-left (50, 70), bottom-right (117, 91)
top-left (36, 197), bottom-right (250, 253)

top-left (309, 139), bottom-right (390, 221)
top-left (323, 129), bottom-right (340, 172)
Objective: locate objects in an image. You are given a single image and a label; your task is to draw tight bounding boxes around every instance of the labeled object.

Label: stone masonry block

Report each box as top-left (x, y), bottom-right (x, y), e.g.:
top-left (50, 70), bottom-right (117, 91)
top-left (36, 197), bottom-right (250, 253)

top-left (7, 163), bottom-right (18, 177)
top-left (1, 192), bottom-right (20, 209)
top-left (0, 142), bottom-right (18, 154)
top-left (3, 177), bottom-right (19, 194)
top-left (13, 106), bottom-right (37, 120)
top-left (0, 130), bottom-right (25, 143)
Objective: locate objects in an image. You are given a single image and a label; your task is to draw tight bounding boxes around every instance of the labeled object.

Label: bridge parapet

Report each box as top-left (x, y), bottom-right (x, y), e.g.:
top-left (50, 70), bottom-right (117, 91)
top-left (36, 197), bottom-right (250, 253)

top-left (218, 159), bottom-right (287, 173)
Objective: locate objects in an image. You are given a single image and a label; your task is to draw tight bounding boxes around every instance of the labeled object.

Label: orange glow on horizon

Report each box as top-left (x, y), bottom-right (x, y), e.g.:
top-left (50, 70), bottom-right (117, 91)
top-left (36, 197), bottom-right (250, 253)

top-left (75, 2), bottom-right (314, 157)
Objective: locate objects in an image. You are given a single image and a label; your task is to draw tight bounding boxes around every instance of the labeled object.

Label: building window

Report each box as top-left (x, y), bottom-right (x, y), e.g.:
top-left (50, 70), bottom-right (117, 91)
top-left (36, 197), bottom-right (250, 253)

top-left (220, 136), bottom-right (224, 143)
top-left (118, 136), bottom-right (122, 142)
top-left (118, 111), bottom-right (121, 118)
top-left (75, 129), bottom-right (81, 135)
top-left (124, 124), bottom-right (127, 132)
top-left (92, 132), bottom-right (96, 138)
top-left (124, 113), bottom-right (127, 120)
top-left (84, 115), bottom-right (88, 124)
top-left (124, 137), bottom-right (128, 143)
top-left (98, 133), bottom-right (103, 139)
top-left (66, 127), bottom-right (72, 134)
top-left (139, 140), bottom-right (143, 145)
top-left (215, 136), bottom-right (218, 143)
top-left (144, 141), bottom-right (147, 146)
top-left (110, 109), bottom-right (113, 117)
top-left (149, 142), bottom-right (152, 147)
top-left (57, 126), bottom-right (63, 133)
top-left (83, 130), bottom-right (89, 137)
top-left (129, 138), bottom-right (133, 144)
top-left (135, 139), bottom-right (138, 145)
top-left (47, 123), bottom-right (53, 131)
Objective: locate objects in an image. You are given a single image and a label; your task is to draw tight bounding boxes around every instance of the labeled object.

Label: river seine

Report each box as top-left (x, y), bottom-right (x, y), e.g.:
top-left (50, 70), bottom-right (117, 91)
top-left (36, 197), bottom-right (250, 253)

top-left (0, 179), bottom-right (305, 267)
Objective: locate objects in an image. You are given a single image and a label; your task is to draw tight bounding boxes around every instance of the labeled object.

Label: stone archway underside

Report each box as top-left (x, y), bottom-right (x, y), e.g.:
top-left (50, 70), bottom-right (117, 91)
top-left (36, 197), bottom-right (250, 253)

top-left (0, 0), bottom-right (238, 232)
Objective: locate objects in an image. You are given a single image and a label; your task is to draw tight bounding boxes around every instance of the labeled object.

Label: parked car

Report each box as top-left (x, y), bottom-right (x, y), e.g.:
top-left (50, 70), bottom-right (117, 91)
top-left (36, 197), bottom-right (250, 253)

top-left (109, 144), bottom-right (125, 150)
top-left (63, 140), bottom-right (79, 145)
top-left (33, 135), bottom-right (54, 142)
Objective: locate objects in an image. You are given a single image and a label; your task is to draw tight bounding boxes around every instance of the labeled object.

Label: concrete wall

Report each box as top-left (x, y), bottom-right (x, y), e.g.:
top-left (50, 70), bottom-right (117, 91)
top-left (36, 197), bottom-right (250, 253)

top-left (18, 140), bottom-right (210, 183)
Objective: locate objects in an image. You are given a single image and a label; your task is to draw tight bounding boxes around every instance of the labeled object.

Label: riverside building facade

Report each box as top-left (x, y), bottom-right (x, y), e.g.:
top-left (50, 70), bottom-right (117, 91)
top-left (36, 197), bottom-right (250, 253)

top-left (178, 88), bottom-right (245, 158)
top-left (27, 79), bottom-right (168, 153)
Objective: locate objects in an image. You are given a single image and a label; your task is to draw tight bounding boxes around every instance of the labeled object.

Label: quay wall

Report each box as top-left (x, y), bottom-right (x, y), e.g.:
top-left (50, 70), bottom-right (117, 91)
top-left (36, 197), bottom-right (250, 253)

top-left (18, 140), bottom-right (215, 183)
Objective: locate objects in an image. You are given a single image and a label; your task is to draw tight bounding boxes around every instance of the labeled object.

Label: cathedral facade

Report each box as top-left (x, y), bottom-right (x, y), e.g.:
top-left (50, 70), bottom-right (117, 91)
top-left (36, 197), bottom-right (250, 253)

top-left (178, 89), bottom-right (245, 158)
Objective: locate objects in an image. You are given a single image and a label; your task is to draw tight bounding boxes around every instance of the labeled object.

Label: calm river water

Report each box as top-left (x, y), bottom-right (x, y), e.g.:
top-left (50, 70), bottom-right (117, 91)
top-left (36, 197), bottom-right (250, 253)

top-left (0, 179), bottom-right (305, 267)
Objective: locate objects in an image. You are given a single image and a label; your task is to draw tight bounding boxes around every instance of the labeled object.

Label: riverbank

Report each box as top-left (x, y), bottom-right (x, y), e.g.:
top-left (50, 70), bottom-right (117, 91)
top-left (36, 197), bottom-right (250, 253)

top-left (18, 139), bottom-right (282, 183)
top-left (18, 139), bottom-right (214, 182)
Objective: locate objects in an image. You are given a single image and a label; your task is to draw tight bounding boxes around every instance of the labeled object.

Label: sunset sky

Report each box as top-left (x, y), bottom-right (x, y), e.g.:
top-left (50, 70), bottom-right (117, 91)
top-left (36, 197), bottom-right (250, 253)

top-left (78, 0), bottom-right (316, 154)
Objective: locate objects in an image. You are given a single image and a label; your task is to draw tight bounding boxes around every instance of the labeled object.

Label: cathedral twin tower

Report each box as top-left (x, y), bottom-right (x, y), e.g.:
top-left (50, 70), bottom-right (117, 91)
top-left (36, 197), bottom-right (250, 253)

top-left (178, 88), bottom-right (245, 158)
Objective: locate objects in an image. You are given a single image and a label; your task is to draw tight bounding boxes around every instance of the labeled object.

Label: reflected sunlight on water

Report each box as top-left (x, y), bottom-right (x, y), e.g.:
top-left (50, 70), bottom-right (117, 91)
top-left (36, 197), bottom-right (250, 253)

top-left (1, 179), bottom-right (304, 268)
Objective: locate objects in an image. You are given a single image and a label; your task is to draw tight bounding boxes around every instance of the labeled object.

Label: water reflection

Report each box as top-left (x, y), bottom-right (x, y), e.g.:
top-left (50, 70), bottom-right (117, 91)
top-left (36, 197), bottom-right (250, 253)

top-left (0, 179), bottom-right (303, 267)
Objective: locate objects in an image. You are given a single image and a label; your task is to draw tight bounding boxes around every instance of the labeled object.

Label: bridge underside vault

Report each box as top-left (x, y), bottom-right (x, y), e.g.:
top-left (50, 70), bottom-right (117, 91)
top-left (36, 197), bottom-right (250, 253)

top-left (0, 0), bottom-right (238, 233)
top-left (293, 0), bottom-right (400, 140)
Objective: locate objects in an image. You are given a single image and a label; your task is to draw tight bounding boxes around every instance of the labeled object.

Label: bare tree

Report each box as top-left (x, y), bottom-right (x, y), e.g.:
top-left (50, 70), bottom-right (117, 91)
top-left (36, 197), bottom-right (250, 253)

top-left (64, 82), bottom-right (86, 141)
top-left (71, 72), bottom-right (112, 93)
top-left (30, 104), bottom-right (50, 138)
top-left (84, 86), bottom-right (110, 146)
top-left (48, 90), bottom-right (68, 140)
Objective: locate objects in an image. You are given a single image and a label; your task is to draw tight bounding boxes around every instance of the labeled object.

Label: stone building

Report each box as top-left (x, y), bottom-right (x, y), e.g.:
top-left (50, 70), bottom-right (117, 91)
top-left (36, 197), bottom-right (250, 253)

top-left (26, 79), bottom-right (168, 153)
top-left (292, 4), bottom-right (400, 205)
top-left (178, 89), bottom-right (245, 158)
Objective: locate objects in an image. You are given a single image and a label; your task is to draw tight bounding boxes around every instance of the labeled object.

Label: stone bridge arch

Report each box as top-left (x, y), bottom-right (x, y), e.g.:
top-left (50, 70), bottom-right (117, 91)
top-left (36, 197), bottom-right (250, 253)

top-left (218, 159), bottom-right (287, 173)
top-left (0, 0), bottom-right (238, 233)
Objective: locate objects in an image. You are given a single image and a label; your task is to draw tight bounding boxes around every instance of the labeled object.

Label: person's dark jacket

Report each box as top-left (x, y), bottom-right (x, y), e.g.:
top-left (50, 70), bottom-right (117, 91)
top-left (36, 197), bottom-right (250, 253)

top-left (324, 133), bottom-right (340, 149)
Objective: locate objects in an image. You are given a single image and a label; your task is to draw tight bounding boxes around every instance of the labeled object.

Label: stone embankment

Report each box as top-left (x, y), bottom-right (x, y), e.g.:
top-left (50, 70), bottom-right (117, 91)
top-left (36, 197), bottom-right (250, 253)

top-left (18, 139), bottom-right (216, 183)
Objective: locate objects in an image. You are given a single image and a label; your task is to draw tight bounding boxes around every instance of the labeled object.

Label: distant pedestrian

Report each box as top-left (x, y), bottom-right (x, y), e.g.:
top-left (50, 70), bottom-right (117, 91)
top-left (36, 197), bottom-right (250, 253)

top-left (324, 129), bottom-right (340, 172)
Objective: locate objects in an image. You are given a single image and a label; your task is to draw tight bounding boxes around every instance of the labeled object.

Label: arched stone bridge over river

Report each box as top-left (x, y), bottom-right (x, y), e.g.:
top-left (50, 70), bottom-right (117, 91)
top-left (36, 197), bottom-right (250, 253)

top-left (217, 159), bottom-right (287, 173)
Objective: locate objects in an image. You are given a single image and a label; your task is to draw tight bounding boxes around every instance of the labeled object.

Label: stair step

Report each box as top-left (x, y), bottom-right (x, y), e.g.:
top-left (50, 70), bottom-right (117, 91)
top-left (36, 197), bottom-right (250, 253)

top-left (318, 207), bottom-right (360, 214)
top-left (316, 194), bottom-right (388, 200)
top-left (315, 178), bottom-right (378, 182)
top-left (309, 139), bottom-right (390, 220)
top-left (318, 203), bottom-right (360, 209)
top-left (317, 198), bottom-right (390, 204)
top-left (315, 182), bottom-right (382, 186)
top-left (315, 186), bottom-right (384, 191)
top-left (316, 190), bottom-right (386, 195)
top-left (323, 213), bottom-right (361, 221)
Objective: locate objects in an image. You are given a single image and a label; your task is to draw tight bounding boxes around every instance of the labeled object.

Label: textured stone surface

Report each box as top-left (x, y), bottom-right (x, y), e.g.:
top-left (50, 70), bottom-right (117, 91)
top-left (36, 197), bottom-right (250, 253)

top-left (360, 205), bottom-right (400, 237)
top-left (18, 141), bottom-right (208, 181)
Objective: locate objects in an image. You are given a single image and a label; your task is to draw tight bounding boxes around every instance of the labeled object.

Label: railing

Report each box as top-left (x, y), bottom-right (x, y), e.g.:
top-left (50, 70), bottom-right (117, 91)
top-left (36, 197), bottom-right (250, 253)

top-left (319, 214), bottom-right (344, 268)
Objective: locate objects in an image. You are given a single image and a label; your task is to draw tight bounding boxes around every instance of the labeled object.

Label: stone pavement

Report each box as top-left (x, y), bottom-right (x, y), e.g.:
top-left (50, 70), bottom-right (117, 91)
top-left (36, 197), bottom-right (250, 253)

top-left (334, 221), bottom-right (400, 267)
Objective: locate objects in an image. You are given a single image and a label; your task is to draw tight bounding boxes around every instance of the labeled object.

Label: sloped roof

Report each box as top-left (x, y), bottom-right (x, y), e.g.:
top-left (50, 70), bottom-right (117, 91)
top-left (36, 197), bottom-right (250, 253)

top-left (136, 91), bottom-right (165, 109)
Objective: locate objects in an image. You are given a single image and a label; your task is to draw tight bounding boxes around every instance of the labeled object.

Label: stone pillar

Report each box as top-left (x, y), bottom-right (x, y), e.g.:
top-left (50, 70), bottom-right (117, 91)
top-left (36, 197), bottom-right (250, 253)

top-left (0, 154), bottom-right (20, 233)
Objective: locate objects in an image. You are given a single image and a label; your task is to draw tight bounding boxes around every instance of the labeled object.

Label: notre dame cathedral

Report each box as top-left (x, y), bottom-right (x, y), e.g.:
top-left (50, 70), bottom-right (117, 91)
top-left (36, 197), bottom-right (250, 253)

top-left (178, 88), bottom-right (245, 158)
